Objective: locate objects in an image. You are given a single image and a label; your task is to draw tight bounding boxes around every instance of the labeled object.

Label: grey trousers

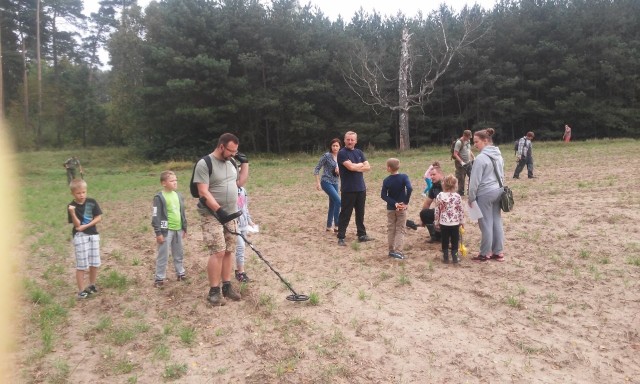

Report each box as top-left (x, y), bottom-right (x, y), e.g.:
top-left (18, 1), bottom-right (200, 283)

top-left (155, 230), bottom-right (185, 280)
top-left (476, 188), bottom-right (504, 256)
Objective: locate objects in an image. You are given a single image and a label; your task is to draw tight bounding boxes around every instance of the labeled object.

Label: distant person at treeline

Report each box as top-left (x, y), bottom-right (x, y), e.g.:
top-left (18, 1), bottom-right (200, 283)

top-left (513, 131), bottom-right (535, 179)
top-left (63, 156), bottom-right (84, 184)
top-left (563, 124), bottom-right (572, 142)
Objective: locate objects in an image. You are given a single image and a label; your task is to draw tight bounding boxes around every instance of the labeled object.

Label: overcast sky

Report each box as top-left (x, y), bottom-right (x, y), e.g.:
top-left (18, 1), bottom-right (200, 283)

top-left (84, 0), bottom-right (498, 20)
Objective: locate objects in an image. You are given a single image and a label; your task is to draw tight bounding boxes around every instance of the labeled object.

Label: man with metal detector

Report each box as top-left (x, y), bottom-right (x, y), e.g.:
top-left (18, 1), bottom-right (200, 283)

top-left (194, 133), bottom-right (249, 306)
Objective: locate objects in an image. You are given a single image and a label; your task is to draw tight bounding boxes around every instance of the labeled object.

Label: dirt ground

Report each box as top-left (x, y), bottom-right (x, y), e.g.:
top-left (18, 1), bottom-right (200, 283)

top-left (13, 141), bottom-right (640, 383)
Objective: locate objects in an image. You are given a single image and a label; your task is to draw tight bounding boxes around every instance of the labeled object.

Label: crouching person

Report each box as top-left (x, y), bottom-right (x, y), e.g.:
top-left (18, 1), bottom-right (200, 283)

top-left (419, 165), bottom-right (444, 243)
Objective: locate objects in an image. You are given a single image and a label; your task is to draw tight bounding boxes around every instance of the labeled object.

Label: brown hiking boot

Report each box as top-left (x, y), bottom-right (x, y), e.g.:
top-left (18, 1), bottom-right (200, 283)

top-left (222, 283), bottom-right (241, 301)
top-left (207, 291), bottom-right (226, 306)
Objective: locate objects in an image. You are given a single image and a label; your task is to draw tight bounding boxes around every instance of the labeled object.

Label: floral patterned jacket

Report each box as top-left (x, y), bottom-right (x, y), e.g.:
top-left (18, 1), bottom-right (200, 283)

top-left (434, 191), bottom-right (464, 226)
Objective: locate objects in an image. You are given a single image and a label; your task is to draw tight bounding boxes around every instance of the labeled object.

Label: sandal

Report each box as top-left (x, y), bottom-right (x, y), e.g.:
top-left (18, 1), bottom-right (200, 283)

top-left (490, 254), bottom-right (505, 262)
top-left (471, 254), bottom-right (489, 262)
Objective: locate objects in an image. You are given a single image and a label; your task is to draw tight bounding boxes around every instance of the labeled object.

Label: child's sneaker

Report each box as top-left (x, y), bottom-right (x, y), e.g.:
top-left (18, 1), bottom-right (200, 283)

top-left (177, 274), bottom-right (187, 281)
top-left (235, 271), bottom-right (250, 283)
top-left (77, 290), bottom-right (89, 299)
top-left (154, 280), bottom-right (164, 288)
top-left (88, 284), bottom-right (98, 293)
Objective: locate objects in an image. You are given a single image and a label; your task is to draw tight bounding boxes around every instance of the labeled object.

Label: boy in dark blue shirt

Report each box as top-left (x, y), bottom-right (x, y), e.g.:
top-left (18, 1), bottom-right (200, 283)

top-left (381, 158), bottom-right (413, 259)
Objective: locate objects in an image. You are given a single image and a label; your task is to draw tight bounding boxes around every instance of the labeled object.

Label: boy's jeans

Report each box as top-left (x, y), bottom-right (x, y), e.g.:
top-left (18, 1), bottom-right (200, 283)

top-left (155, 230), bottom-right (185, 280)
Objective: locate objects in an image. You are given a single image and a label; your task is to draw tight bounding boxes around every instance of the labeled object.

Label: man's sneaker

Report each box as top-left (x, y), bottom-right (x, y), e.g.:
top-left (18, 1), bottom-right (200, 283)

top-left (388, 251), bottom-right (404, 260)
top-left (154, 280), bottom-right (164, 288)
top-left (490, 254), bottom-right (505, 262)
top-left (358, 235), bottom-right (373, 242)
top-left (207, 291), bottom-right (226, 306)
top-left (338, 239), bottom-right (346, 246)
top-left (77, 290), bottom-right (89, 299)
top-left (222, 284), bottom-right (241, 301)
top-left (177, 274), bottom-right (187, 281)
top-left (87, 284), bottom-right (98, 293)
top-left (235, 270), bottom-right (250, 283)
top-left (471, 254), bottom-right (489, 262)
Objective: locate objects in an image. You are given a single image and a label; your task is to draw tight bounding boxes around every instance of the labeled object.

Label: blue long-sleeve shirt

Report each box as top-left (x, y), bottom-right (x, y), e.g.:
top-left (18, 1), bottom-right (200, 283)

top-left (381, 173), bottom-right (413, 210)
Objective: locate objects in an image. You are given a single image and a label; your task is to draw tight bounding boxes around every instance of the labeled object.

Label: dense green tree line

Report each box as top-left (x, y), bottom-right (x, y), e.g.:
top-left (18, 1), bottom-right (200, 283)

top-left (2, 0), bottom-right (638, 158)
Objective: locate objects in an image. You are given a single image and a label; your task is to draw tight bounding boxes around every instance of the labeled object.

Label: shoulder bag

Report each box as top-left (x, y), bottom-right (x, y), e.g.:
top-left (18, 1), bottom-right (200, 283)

top-left (489, 157), bottom-right (514, 212)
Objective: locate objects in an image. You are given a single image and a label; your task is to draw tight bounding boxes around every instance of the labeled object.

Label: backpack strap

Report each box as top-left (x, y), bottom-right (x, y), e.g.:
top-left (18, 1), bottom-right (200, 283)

top-left (489, 157), bottom-right (504, 188)
top-left (203, 154), bottom-right (213, 176)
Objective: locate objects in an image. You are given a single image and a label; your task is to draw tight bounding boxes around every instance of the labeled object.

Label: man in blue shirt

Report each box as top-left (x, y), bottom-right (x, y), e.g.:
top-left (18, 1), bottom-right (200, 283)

top-left (337, 131), bottom-right (373, 246)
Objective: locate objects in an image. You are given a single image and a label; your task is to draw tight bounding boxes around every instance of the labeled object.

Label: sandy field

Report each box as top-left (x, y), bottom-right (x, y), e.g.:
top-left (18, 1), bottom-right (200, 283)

top-left (13, 140), bottom-right (640, 383)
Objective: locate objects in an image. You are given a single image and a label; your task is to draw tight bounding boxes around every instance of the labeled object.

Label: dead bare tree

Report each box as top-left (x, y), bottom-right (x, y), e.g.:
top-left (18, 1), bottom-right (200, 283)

top-left (344, 7), bottom-right (486, 150)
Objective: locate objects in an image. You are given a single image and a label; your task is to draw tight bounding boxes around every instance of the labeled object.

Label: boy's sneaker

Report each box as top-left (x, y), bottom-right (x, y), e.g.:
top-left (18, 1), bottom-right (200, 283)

top-left (235, 271), bottom-right (250, 283)
top-left (207, 291), bottom-right (226, 306)
top-left (87, 285), bottom-right (98, 293)
top-left (490, 254), bottom-right (505, 262)
top-left (77, 290), bottom-right (89, 299)
top-left (222, 283), bottom-right (241, 301)
top-left (337, 239), bottom-right (346, 246)
top-left (177, 274), bottom-right (187, 281)
top-left (154, 280), bottom-right (164, 288)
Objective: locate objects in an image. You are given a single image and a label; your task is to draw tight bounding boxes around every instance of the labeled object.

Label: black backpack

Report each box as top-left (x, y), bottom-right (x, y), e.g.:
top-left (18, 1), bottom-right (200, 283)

top-left (450, 139), bottom-right (460, 160)
top-left (189, 155), bottom-right (213, 198)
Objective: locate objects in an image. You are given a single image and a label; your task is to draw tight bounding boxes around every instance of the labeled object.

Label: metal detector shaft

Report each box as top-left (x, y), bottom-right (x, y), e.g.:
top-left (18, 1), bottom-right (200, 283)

top-left (224, 226), bottom-right (309, 301)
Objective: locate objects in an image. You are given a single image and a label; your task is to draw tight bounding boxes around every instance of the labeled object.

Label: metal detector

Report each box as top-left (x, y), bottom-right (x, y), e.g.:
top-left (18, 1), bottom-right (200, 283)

top-left (224, 225), bottom-right (309, 302)
top-left (200, 198), bottom-right (309, 301)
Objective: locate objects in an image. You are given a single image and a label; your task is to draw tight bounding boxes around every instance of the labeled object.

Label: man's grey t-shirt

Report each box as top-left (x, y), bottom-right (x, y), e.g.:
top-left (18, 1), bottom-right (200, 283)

top-left (454, 140), bottom-right (472, 162)
top-left (193, 154), bottom-right (238, 215)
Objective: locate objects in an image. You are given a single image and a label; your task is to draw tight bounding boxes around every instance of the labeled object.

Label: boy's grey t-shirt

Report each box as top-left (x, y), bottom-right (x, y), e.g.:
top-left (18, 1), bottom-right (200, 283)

top-left (193, 154), bottom-right (238, 215)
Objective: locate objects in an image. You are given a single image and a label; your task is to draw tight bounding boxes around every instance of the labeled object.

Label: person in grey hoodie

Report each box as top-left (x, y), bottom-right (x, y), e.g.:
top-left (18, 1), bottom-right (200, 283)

top-left (468, 128), bottom-right (505, 262)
